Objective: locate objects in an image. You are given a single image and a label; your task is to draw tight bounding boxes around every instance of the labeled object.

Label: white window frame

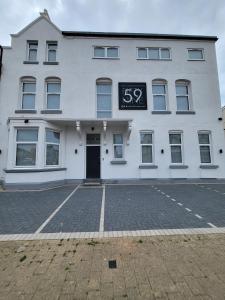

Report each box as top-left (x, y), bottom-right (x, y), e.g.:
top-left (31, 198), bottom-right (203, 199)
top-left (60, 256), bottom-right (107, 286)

top-left (27, 41), bottom-right (38, 61)
top-left (187, 48), bottom-right (204, 61)
top-left (176, 81), bottom-right (191, 111)
top-left (20, 78), bottom-right (36, 110)
top-left (96, 79), bottom-right (112, 118)
top-left (113, 133), bottom-right (124, 160)
top-left (140, 131), bottom-right (154, 164)
top-left (152, 80), bottom-right (168, 111)
top-left (15, 127), bottom-right (39, 168)
top-left (93, 46), bottom-right (120, 59)
top-left (46, 41), bottom-right (58, 62)
top-left (137, 47), bottom-right (171, 60)
top-left (198, 131), bottom-right (212, 164)
top-left (45, 79), bottom-right (61, 110)
top-left (169, 131), bottom-right (183, 164)
top-left (45, 128), bottom-right (61, 167)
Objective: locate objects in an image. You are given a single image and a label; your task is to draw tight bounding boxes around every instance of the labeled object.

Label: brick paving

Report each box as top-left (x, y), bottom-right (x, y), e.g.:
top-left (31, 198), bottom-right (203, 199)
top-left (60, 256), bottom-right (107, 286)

top-left (1, 234), bottom-right (225, 299)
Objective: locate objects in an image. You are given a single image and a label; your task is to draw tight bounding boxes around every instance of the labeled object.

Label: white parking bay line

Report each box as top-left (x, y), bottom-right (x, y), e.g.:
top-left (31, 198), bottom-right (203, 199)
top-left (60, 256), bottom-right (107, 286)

top-left (99, 185), bottom-right (105, 232)
top-left (207, 222), bottom-right (217, 228)
top-left (185, 208), bottom-right (192, 212)
top-left (35, 184), bottom-right (80, 234)
top-left (195, 214), bottom-right (203, 219)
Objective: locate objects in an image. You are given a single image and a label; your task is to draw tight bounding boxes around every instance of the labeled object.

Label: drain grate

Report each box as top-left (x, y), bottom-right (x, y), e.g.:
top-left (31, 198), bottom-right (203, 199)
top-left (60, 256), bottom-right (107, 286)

top-left (108, 260), bottom-right (117, 269)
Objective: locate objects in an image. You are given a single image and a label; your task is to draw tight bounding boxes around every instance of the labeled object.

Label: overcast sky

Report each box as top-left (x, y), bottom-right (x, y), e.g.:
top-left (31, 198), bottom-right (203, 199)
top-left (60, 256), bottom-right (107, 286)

top-left (1, 0), bottom-right (225, 105)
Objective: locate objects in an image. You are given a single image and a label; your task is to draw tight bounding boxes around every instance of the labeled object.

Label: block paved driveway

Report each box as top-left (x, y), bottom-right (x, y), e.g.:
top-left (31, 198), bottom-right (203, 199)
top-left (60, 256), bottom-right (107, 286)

top-left (1, 183), bottom-right (225, 234)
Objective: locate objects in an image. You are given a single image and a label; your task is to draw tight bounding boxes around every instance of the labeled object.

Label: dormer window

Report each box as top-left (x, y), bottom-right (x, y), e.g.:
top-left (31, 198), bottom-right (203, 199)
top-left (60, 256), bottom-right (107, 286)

top-left (27, 41), bottom-right (38, 61)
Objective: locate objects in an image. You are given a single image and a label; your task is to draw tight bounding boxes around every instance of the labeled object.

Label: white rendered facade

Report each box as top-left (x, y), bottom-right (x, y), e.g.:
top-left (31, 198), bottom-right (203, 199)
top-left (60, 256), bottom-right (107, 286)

top-left (0, 11), bottom-right (224, 186)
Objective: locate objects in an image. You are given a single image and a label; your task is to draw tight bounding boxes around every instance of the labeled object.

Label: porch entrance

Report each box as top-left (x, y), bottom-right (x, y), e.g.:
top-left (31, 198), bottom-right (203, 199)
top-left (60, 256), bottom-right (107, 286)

top-left (86, 134), bottom-right (101, 179)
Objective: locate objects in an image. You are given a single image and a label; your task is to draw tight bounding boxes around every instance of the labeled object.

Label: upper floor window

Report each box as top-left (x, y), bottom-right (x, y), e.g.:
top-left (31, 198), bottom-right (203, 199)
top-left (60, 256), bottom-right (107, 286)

top-left (175, 80), bottom-right (191, 111)
top-left (113, 134), bottom-right (124, 159)
top-left (169, 132), bottom-right (183, 164)
top-left (94, 46), bottom-right (119, 59)
top-left (47, 41), bottom-right (58, 62)
top-left (45, 77), bottom-right (61, 110)
top-left (188, 49), bottom-right (204, 60)
top-left (20, 77), bottom-right (36, 110)
top-left (137, 47), bottom-right (171, 60)
top-left (140, 132), bottom-right (153, 163)
top-left (96, 78), bottom-right (112, 118)
top-left (198, 132), bottom-right (211, 164)
top-left (45, 129), bottom-right (60, 166)
top-left (27, 41), bottom-right (38, 61)
top-left (152, 79), bottom-right (167, 111)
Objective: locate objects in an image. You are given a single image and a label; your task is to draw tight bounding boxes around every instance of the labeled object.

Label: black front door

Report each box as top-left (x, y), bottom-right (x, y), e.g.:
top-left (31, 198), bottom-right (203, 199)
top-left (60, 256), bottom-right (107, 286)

top-left (86, 146), bottom-right (100, 178)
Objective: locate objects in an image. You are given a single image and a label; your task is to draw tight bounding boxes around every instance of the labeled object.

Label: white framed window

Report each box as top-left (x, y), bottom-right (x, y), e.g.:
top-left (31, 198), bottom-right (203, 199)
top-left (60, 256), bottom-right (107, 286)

top-left (113, 134), bottom-right (123, 159)
top-left (45, 129), bottom-right (60, 166)
top-left (96, 78), bottom-right (112, 118)
top-left (169, 132), bottom-right (183, 164)
top-left (27, 41), bottom-right (38, 61)
top-left (15, 128), bottom-right (38, 166)
top-left (152, 80), bottom-right (167, 110)
top-left (188, 49), bottom-right (204, 60)
top-left (93, 46), bottom-right (119, 58)
top-left (140, 132), bottom-right (153, 163)
top-left (137, 47), bottom-right (171, 60)
top-left (46, 41), bottom-right (58, 62)
top-left (176, 80), bottom-right (190, 111)
top-left (198, 132), bottom-right (211, 164)
top-left (45, 78), bottom-right (61, 110)
top-left (20, 77), bottom-right (36, 110)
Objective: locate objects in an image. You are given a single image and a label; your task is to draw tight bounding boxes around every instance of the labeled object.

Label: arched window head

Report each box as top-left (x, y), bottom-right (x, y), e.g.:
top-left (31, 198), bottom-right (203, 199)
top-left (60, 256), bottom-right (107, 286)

top-left (175, 80), bottom-right (191, 111)
top-left (20, 76), bottom-right (36, 110)
top-left (96, 78), bottom-right (112, 118)
top-left (152, 79), bottom-right (167, 111)
top-left (45, 77), bottom-right (61, 110)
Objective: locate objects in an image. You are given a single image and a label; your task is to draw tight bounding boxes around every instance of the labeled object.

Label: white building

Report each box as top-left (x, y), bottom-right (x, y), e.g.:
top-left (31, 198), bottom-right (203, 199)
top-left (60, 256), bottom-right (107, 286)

top-left (0, 10), bottom-right (224, 187)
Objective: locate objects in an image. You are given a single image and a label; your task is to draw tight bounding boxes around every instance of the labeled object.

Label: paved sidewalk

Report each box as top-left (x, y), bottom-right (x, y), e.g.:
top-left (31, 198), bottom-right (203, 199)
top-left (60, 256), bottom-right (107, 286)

top-left (1, 234), bottom-right (225, 299)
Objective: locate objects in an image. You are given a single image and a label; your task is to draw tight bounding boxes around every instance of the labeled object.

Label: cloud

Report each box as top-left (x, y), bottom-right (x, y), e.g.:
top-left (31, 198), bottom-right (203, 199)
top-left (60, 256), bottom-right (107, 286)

top-left (0, 0), bottom-right (225, 104)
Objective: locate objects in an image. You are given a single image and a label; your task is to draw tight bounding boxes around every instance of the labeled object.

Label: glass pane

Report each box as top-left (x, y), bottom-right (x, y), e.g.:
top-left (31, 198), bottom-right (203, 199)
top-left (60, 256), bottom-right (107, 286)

top-left (189, 50), bottom-right (203, 60)
top-left (113, 134), bottom-right (123, 144)
top-left (140, 133), bottom-right (152, 144)
top-left (48, 50), bottom-right (56, 61)
top-left (22, 94), bottom-right (35, 109)
top-left (86, 134), bottom-right (100, 145)
top-left (17, 129), bottom-right (38, 142)
top-left (176, 85), bottom-right (188, 95)
top-left (171, 146), bottom-right (182, 163)
top-left (169, 134), bottom-right (181, 144)
top-left (28, 49), bottom-right (37, 61)
top-left (142, 145), bottom-right (152, 163)
top-left (153, 95), bottom-right (166, 110)
top-left (107, 48), bottom-right (118, 57)
top-left (114, 145), bottom-right (123, 158)
top-left (198, 133), bottom-right (210, 144)
top-left (152, 84), bottom-right (165, 95)
top-left (97, 111), bottom-right (112, 118)
top-left (161, 48), bottom-right (170, 59)
top-left (29, 42), bottom-right (38, 49)
top-left (46, 144), bottom-right (59, 165)
top-left (46, 129), bottom-right (60, 144)
top-left (149, 48), bottom-right (159, 59)
top-left (94, 47), bottom-right (105, 57)
top-left (177, 96), bottom-right (189, 111)
top-left (97, 84), bottom-right (111, 94)
top-left (48, 43), bottom-right (57, 50)
top-left (97, 95), bottom-right (111, 110)
top-left (138, 48), bottom-right (147, 58)
top-left (16, 144), bottom-right (36, 166)
top-left (47, 82), bottom-right (61, 93)
top-left (47, 94), bottom-right (60, 109)
top-left (200, 146), bottom-right (211, 163)
top-left (23, 82), bottom-right (36, 92)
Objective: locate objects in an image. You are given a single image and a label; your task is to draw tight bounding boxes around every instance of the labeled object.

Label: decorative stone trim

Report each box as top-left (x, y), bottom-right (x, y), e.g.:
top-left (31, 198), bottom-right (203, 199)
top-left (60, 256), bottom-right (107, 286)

top-left (151, 111), bottom-right (171, 114)
top-left (200, 165), bottom-right (219, 169)
top-left (23, 61), bottom-right (39, 64)
top-left (139, 164), bottom-right (158, 169)
top-left (110, 160), bottom-right (127, 165)
top-left (169, 165), bottom-right (188, 169)
top-left (41, 110), bottom-right (62, 114)
top-left (43, 61), bottom-right (59, 65)
top-left (176, 111), bottom-right (196, 114)
top-left (4, 167), bottom-right (67, 173)
top-left (15, 110), bottom-right (37, 114)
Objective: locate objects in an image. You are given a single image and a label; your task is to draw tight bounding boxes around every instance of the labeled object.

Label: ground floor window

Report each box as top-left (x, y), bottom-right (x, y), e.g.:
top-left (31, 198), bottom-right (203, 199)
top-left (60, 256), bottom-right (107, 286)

top-left (113, 134), bottom-right (123, 159)
top-left (169, 132), bottom-right (183, 163)
top-left (45, 129), bottom-right (60, 165)
top-left (198, 132), bottom-right (211, 163)
top-left (16, 128), bottom-right (38, 166)
top-left (140, 132), bottom-right (153, 163)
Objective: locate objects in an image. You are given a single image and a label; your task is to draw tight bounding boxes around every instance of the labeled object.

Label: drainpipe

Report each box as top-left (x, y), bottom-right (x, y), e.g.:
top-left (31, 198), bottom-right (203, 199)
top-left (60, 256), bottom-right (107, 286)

top-left (0, 45), bottom-right (3, 79)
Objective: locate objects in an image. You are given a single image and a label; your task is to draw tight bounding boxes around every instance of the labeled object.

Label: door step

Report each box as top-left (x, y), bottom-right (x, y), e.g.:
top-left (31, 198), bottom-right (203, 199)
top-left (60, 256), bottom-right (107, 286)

top-left (82, 179), bottom-right (102, 186)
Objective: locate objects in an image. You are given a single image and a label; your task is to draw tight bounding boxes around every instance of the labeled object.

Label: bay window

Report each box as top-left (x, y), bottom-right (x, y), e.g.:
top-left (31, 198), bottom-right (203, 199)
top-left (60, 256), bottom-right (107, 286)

top-left (45, 129), bottom-right (60, 165)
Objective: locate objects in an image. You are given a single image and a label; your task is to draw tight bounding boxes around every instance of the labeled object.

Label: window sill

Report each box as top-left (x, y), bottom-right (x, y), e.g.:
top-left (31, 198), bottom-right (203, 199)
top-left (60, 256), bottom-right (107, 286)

top-left (4, 167), bottom-right (66, 173)
top-left (199, 165), bottom-right (219, 169)
top-left (152, 111), bottom-right (171, 114)
top-left (93, 57), bottom-right (120, 60)
top-left (169, 165), bottom-right (188, 169)
top-left (43, 61), bottom-right (59, 65)
top-left (15, 110), bottom-right (37, 114)
top-left (23, 61), bottom-right (39, 64)
top-left (137, 58), bottom-right (172, 61)
top-left (41, 110), bottom-right (62, 114)
top-left (176, 111), bottom-right (196, 115)
top-left (187, 59), bottom-right (205, 61)
top-left (139, 164), bottom-right (158, 169)
top-left (110, 160), bottom-right (127, 165)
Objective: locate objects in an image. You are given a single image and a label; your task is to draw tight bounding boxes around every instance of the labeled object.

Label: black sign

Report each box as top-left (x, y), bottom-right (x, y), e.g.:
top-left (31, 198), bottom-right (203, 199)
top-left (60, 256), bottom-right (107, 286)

top-left (119, 82), bottom-right (147, 110)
